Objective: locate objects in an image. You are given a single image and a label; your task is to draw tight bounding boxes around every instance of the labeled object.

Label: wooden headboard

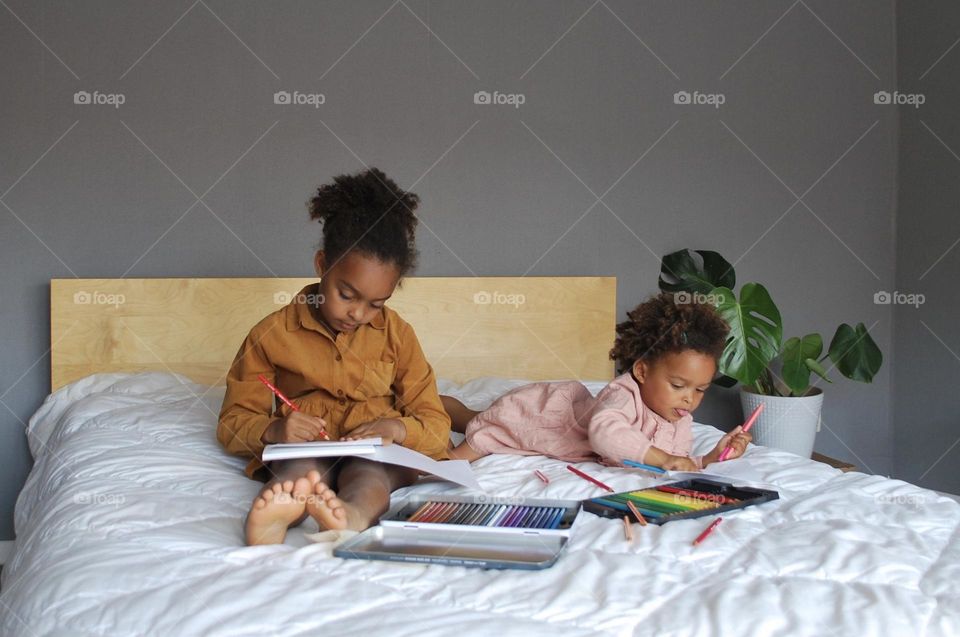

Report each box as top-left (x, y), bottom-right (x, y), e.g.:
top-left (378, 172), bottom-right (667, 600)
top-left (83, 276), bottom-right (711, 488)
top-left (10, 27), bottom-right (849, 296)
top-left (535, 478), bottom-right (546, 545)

top-left (50, 277), bottom-right (616, 390)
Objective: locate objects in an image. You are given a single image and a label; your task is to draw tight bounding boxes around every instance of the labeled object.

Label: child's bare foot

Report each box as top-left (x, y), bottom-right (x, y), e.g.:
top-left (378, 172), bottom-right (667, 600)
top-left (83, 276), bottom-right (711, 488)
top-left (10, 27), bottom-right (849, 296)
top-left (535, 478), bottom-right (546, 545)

top-left (306, 482), bottom-right (362, 531)
top-left (245, 478), bottom-right (309, 545)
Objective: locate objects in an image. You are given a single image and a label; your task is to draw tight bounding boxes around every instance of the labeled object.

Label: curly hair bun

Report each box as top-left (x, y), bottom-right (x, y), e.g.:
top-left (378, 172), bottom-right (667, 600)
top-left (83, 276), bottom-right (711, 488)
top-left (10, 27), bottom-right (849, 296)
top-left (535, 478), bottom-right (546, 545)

top-left (609, 292), bottom-right (730, 374)
top-left (308, 167), bottom-right (421, 274)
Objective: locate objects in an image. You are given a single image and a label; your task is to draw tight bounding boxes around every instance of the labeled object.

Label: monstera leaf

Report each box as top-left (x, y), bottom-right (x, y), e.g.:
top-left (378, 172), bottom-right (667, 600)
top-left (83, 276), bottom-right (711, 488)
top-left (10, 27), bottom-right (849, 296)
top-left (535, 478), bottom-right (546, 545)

top-left (659, 249), bottom-right (736, 295)
top-left (828, 323), bottom-right (883, 383)
top-left (782, 333), bottom-right (831, 396)
top-left (711, 283), bottom-right (783, 387)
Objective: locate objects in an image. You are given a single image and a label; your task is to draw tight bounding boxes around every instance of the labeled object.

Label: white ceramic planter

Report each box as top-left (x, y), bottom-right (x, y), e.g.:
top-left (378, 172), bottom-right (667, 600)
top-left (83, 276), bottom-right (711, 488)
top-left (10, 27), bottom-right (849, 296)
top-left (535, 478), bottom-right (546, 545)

top-left (739, 388), bottom-right (824, 458)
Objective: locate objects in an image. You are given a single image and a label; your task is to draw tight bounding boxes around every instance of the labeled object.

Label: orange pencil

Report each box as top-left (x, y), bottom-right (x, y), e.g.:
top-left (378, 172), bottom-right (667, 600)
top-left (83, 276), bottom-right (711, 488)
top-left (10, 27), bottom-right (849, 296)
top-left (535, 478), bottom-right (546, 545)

top-left (622, 516), bottom-right (634, 541)
top-left (257, 374), bottom-right (331, 440)
top-left (626, 499), bottom-right (648, 526)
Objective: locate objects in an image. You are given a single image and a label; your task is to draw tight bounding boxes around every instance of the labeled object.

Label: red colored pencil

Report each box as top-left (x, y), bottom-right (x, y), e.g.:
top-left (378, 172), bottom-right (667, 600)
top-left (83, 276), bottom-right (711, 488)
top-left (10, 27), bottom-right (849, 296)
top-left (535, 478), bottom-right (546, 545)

top-left (692, 517), bottom-right (723, 546)
top-left (257, 374), bottom-right (330, 440)
top-left (566, 465), bottom-right (614, 492)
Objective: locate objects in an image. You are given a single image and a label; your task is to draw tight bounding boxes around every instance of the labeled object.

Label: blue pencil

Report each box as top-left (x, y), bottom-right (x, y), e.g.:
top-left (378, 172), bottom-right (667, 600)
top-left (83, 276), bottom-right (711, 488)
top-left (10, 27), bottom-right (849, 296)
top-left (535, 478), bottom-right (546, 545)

top-left (622, 459), bottom-right (666, 474)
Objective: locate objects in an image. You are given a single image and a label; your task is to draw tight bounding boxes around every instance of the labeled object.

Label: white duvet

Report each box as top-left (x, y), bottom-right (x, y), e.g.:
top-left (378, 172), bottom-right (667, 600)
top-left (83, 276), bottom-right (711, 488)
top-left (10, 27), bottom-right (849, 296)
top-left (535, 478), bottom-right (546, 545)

top-left (2, 372), bottom-right (958, 637)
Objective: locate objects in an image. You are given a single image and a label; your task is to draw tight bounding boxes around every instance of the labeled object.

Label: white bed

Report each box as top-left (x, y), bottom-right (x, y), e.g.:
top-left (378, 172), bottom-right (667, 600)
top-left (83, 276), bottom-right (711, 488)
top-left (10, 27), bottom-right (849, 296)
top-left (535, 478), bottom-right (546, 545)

top-left (3, 371), bottom-right (959, 637)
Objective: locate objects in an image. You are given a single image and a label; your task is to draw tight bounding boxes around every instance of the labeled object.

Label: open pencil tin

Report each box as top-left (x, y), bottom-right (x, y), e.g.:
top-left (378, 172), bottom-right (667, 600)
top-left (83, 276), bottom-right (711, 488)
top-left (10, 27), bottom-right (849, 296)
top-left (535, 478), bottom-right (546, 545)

top-left (581, 478), bottom-right (779, 525)
top-left (334, 494), bottom-right (582, 570)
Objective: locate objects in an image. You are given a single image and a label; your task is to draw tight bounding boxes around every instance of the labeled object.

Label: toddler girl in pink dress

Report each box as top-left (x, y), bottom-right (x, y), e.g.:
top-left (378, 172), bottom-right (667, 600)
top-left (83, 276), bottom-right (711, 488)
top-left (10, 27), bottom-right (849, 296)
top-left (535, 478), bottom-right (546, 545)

top-left (442, 293), bottom-right (752, 471)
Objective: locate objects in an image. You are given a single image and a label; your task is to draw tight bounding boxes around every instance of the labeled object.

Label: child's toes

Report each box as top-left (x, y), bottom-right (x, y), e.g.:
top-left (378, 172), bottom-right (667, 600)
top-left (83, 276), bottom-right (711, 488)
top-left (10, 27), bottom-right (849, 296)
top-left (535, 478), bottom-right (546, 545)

top-left (292, 477), bottom-right (311, 498)
top-left (322, 489), bottom-right (339, 505)
top-left (305, 487), bottom-right (348, 531)
top-left (328, 497), bottom-right (346, 519)
top-left (305, 469), bottom-right (322, 485)
top-left (315, 484), bottom-right (339, 505)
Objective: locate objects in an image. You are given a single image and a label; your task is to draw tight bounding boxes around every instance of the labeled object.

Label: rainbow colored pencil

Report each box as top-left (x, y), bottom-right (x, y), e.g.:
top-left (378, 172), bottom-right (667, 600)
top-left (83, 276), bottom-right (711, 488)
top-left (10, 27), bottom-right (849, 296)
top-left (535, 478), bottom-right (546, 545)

top-left (402, 500), bottom-right (569, 530)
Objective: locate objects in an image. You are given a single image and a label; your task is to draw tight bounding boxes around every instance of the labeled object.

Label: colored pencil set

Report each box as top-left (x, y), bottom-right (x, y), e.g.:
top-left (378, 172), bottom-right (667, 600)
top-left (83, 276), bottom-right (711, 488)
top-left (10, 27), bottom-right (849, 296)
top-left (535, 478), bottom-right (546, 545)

top-left (593, 486), bottom-right (732, 520)
top-left (583, 478), bottom-right (779, 525)
top-left (404, 500), bottom-right (569, 530)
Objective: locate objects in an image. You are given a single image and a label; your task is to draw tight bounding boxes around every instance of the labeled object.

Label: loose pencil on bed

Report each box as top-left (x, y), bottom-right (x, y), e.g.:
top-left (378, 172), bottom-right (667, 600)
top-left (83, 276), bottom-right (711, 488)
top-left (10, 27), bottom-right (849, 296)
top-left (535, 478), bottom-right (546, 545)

top-left (534, 469), bottom-right (550, 484)
top-left (622, 459), bottom-right (666, 474)
top-left (623, 515), bottom-right (634, 541)
top-left (566, 465), bottom-right (614, 492)
top-left (626, 499), bottom-right (648, 526)
top-left (692, 517), bottom-right (723, 547)
top-left (257, 374), bottom-right (330, 440)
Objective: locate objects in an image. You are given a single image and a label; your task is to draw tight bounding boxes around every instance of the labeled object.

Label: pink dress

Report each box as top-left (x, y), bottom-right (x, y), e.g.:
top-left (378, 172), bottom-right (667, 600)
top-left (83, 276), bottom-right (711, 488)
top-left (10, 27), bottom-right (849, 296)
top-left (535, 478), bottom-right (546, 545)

top-left (464, 373), bottom-right (704, 468)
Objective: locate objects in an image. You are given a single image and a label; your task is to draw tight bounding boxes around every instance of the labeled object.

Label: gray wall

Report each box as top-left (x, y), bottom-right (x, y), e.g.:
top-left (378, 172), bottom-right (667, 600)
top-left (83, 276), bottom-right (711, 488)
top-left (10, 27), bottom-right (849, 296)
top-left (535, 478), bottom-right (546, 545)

top-left (1, 0), bottom-right (904, 540)
top-left (894, 1), bottom-right (960, 493)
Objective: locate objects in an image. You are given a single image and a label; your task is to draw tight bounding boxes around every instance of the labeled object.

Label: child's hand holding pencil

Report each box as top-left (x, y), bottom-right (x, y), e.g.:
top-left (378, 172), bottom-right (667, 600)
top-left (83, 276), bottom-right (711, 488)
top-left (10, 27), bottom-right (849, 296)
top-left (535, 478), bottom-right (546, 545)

top-left (704, 426), bottom-right (753, 465)
top-left (260, 411), bottom-right (330, 444)
top-left (257, 374), bottom-right (330, 443)
top-left (711, 404), bottom-right (762, 463)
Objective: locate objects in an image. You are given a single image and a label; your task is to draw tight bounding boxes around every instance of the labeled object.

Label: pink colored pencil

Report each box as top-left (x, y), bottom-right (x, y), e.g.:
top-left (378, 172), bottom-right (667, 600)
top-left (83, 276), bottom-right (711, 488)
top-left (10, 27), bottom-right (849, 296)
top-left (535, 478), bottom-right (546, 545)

top-left (534, 469), bottom-right (550, 484)
top-left (718, 403), bottom-right (764, 461)
top-left (257, 374), bottom-right (330, 440)
top-left (692, 517), bottom-right (723, 546)
top-left (566, 465), bottom-right (614, 492)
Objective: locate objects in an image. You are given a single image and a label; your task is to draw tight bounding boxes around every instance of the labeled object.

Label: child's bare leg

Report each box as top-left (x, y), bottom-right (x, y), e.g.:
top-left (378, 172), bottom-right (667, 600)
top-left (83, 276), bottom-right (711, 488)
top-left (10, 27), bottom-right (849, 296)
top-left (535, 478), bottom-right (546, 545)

top-left (245, 457), bottom-right (335, 545)
top-left (306, 457), bottom-right (418, 531)
top-left (440, 395), bottom-right (480, 434)
top-left (439, 395), bottom-right (487, 461)
top-left (447, 440), bottom-right (486, 462)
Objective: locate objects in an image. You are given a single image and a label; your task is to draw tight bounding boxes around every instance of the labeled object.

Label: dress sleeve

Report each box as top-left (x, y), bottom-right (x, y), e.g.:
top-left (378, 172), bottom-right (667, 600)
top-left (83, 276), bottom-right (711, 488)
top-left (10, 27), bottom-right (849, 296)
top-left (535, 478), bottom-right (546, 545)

top-left (586, 384), bottom-right (653, 464)
top-left (217, 328), bottom-right (276, 460)
top-left (392, 321), bottom-right (451, 460)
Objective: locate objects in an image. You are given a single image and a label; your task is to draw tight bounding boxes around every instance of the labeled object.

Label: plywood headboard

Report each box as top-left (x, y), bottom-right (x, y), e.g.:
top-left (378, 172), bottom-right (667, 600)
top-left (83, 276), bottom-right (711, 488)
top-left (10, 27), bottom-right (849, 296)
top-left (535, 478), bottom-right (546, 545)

top-left (50, 277), bottom-right (616, 390)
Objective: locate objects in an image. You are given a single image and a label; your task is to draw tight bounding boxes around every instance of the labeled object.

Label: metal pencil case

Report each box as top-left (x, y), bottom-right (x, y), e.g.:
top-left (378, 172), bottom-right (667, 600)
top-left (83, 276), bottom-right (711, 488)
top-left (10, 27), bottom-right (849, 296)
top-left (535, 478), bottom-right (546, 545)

top-left (334, 494), bottom-right (581, 570)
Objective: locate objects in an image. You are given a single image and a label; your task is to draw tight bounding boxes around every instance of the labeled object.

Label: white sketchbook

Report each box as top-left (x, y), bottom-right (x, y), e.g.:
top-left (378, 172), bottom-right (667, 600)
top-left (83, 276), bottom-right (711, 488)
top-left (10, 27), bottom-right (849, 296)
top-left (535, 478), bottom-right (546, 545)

top-left (262, 438), bottom-right (482, 491)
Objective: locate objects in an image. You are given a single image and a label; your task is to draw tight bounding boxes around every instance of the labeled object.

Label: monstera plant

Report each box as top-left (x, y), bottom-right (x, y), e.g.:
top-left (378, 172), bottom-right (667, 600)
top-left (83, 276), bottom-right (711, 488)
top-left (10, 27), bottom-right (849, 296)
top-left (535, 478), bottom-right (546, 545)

top-left (658, 248), bottom-right (882, 396)
top-left (658, 248), bottom-right (883, 456)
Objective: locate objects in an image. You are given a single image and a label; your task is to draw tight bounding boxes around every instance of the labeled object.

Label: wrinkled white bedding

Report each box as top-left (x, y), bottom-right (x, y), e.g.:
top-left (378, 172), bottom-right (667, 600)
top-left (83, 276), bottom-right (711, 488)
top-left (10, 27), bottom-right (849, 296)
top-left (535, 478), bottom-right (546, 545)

top-left (2, 372), bottom-right (958, 636)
